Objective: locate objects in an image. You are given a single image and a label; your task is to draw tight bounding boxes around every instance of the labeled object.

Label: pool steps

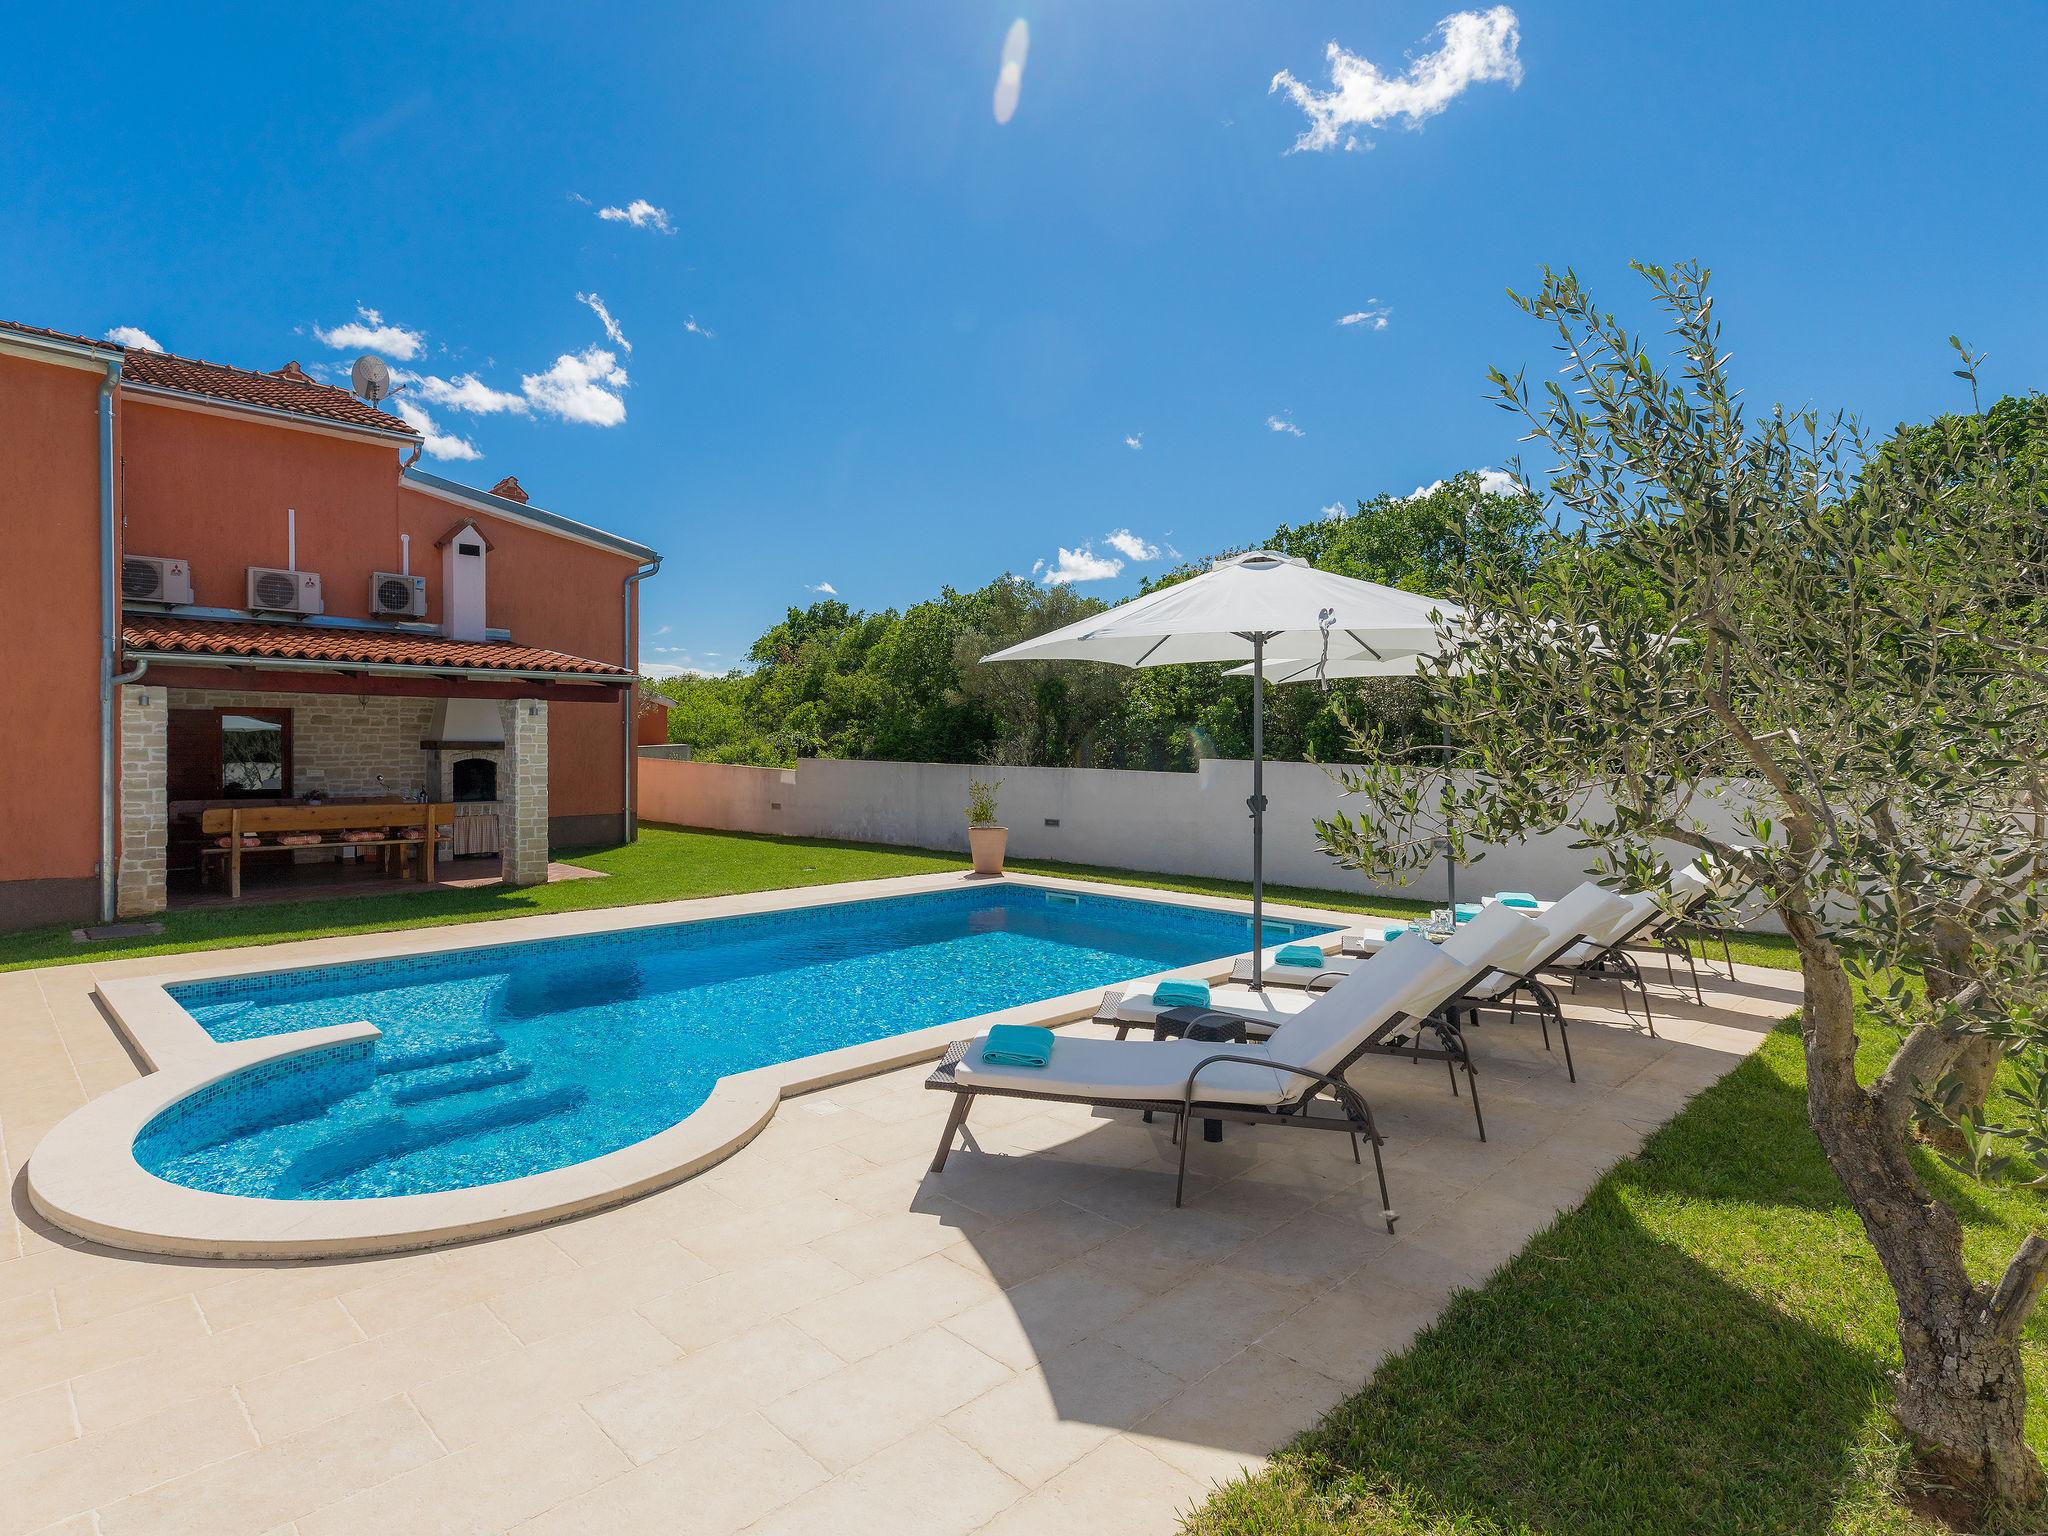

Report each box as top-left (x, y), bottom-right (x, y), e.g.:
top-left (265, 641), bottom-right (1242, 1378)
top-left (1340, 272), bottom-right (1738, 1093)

top-left (373, 1027), bottom-right (509, 1075)
top-left (388, 1056), bottom-right (533, 1105)
top-left (281, 1081), bottom-right (588, 1194)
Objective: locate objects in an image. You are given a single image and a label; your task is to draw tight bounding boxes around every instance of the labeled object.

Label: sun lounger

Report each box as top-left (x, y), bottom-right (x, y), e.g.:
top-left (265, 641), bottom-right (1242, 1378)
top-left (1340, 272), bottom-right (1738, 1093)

top-left (925, 932), bottom-right (1472, 1226)
top-left (1445, 884), bottom-right (1635, 1080)
top-left (1235, 884), bottom-right (1633, 1080)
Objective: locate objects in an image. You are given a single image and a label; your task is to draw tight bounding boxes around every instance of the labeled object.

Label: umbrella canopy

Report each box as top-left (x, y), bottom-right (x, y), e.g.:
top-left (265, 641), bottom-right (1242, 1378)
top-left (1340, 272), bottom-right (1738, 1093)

top-left (1223, 650), bottom-right (1459, 683)
top-left (980, 551), bottom-right (1462, 670)
top-left (981, 552), bottom-right (1465, 987)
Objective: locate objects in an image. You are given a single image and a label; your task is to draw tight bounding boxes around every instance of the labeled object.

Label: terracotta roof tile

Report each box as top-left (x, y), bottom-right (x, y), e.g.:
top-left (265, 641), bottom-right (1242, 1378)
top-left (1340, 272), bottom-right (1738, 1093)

top-left (0, 321), bottom-right (419, 438)
top-left (123, 616), bottom-right (631, 679)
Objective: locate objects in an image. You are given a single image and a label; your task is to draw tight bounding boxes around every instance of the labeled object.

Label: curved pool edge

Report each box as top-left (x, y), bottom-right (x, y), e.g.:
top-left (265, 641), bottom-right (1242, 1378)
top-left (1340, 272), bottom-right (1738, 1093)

top-left (26, 979), bottom-right (1166, 1260)
top-left (23, 872), bottom-right (1354, 1260)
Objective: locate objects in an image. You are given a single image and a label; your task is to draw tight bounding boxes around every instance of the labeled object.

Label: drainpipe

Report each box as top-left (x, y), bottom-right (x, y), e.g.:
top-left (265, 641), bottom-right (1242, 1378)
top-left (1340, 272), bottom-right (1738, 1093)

top-left (96, 357), bottom-right (124, 924)
top-left (621, 556), bottom-right (662, 842)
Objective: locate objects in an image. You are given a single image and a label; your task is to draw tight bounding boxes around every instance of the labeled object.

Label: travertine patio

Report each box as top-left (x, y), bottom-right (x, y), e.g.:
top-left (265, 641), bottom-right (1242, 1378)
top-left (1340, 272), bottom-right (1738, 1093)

top-left (0, 910), bottom-right (1798, 1536)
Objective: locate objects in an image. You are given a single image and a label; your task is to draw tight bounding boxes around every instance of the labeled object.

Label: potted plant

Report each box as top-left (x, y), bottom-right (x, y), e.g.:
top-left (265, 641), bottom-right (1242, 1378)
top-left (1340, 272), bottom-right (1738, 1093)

top-left (966, 778), bottom-right (1006, 876)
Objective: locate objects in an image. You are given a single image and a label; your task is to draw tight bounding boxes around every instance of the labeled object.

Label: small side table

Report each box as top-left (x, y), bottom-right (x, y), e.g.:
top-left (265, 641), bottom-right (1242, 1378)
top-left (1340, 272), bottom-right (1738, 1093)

top-left (1145, 1009), bottom-right (1248, 1142)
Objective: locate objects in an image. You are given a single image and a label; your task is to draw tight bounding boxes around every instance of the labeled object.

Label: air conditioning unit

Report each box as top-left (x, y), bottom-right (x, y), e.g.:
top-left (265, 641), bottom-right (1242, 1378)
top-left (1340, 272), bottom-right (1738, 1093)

top-left (246, 566), bottom-right (324, 616)
top-left (369, 571), bottom-right (428, 618)
top-left (120, 555), bottom-right (193, 606)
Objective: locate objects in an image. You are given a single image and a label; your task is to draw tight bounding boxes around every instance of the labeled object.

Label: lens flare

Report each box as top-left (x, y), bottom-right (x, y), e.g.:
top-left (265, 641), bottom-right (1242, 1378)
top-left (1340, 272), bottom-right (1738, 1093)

top-left (993, 19), bottom-right (1029, 124)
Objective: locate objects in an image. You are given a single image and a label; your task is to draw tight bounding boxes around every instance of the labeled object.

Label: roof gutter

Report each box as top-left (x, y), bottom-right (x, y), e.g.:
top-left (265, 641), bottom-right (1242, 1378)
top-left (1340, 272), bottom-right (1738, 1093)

top-left (622, 556), bottom-right (662, 842)
top-left (404, 468), bottom-right (659, 562)
top-left (98, 356), bottom-right (126, 924)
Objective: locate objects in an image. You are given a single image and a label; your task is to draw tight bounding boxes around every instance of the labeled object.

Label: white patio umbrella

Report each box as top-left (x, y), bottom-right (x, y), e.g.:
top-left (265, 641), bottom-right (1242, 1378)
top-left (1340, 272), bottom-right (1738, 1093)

top-left (981, 552), bottom-right (1464, 987)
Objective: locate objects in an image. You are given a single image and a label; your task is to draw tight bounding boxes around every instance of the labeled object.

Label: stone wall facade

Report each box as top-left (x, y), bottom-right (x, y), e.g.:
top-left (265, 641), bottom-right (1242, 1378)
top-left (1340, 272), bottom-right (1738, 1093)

top-left (116, 685), bottom-right (169, 918)
top-left (167, 687), bottom-right (439, 802)
top-left (112, 686), bottom-right (555, 916)
top-left (503, 699), bottom-right (550, 885)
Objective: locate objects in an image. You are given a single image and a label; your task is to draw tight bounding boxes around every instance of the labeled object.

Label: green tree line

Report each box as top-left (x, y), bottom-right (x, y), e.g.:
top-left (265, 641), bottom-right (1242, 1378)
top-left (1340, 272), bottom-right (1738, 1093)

top-left (651, 472), bottom-right (1542, 770)
top-left (649, 396), bottom-right (2043, 773)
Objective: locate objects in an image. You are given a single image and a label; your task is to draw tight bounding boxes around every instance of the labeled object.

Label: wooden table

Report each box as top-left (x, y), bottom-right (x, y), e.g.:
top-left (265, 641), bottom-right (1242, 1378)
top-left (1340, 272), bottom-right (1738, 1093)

top-left (199, 803), bottom-right (453, 899)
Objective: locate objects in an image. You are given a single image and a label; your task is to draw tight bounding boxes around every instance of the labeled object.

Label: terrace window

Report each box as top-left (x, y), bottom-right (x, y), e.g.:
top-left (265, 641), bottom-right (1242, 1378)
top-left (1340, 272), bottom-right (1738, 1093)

top-left (169, 708), bottom-right (293, 800)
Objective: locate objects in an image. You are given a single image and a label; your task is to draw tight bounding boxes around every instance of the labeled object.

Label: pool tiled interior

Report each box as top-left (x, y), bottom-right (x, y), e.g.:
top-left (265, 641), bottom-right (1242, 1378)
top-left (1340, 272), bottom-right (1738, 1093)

top-left (0, 886), bottom-right (1799, 1536)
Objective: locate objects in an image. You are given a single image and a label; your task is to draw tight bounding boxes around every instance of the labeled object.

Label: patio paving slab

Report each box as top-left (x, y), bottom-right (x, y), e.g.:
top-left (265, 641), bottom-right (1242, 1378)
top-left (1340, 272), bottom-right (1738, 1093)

top-left (0, 880), bottom-right (1792, 1534)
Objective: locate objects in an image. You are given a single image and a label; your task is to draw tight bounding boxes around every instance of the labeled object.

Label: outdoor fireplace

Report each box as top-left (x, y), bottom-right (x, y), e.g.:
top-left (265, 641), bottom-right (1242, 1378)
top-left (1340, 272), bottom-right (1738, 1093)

top-left (452, 756), bottom-right (497, 803)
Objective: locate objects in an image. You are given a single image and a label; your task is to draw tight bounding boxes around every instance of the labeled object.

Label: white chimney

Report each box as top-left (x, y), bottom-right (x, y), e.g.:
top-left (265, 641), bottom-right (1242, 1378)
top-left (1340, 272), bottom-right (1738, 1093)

top-left (438, 519), bottom-right (491, 641)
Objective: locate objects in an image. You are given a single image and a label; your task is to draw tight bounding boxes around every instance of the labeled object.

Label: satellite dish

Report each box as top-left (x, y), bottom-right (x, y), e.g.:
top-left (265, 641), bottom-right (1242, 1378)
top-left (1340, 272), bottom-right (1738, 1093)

top-left (350, 353), bottom-right (393, 404)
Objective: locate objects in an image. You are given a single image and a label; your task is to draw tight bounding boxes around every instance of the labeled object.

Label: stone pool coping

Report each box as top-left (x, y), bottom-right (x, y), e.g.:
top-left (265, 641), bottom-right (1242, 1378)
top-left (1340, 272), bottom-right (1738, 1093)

top-left (25, 871), bottom-right (1363, 1260)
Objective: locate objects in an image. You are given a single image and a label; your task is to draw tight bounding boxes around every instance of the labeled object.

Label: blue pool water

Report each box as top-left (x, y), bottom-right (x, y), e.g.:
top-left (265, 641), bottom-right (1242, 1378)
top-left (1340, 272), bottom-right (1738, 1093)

top-left (136, 886), bottom-right (1325, 1201)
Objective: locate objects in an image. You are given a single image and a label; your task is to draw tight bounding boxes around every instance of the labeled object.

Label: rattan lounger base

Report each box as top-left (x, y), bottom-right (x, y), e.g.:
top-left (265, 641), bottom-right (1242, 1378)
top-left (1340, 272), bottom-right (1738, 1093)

top-left (924, 1036), bottom-right (1401, 1232)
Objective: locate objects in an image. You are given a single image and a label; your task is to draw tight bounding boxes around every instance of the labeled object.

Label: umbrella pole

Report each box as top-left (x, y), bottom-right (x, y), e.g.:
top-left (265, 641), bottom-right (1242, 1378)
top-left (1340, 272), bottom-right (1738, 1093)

top-left (1442, 722), bottom-right (1456, 919)
top-left (1247, 633), bottom-right (1269, 990)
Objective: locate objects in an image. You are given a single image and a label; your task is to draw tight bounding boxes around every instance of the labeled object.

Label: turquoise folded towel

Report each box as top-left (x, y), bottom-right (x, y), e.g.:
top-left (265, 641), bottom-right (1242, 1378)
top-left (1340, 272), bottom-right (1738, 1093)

top-left (1454, 903), bottom-right (1482, 921)
top-left (1152, 979), bottom-right (1211, 1010)
top-left (1496, 891), bottom-right (1539, 908)
top-left (981, 1024), bottom-right (1054, 1068)
top-left (1382, 924), bottom-right (1416, 941)
top-left (1275, 944), bottom-right (1324, 968)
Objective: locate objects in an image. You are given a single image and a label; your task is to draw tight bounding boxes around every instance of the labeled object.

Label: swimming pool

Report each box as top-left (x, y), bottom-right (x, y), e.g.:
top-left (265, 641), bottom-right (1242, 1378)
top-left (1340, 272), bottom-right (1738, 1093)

top-left (133, 884), bottom-right (1328, 1202)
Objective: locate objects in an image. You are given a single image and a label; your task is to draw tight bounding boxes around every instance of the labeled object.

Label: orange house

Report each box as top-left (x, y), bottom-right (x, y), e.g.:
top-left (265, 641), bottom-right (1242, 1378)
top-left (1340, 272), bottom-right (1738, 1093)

top-left (0, 320), bottom-right (661, 931)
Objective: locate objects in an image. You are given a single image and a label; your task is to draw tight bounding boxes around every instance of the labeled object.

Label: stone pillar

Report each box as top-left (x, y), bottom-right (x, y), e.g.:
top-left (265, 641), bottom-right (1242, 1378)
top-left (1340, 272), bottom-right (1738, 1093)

top-left (501, 699), bottom-right (550, 886)
top-left (117, 685), bottom-right (169, 917)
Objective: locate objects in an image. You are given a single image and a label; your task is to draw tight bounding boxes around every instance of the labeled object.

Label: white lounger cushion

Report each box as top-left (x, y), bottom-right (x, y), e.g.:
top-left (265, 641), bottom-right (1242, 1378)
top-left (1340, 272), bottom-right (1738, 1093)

top-left (1536, 884), bottom-right (1632, 949)
top-left (1114, 984), bottom-right (1305, 1032)
top-left (1302, 905), bottom-right (1547, 990)
top-left (1229, 952), bottom-right (1358, 988)
top-left (1261, 932), bottom-right (1464, 1077)
top-left (962, 931), bottom-right (1463, 1108)
top-left (954, 1036), bottom-right (1291, 1106)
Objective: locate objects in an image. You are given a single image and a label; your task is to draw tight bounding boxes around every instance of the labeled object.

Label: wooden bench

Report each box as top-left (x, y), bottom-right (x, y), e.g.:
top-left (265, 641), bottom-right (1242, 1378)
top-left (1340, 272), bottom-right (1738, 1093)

top-left (199, 803), bottom-right (453, 899)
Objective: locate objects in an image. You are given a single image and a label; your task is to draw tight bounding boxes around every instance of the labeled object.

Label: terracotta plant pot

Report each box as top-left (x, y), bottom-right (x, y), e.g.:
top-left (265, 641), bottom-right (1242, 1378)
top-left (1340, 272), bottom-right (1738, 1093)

top-left (968, 824), bottom-right (1008, 877)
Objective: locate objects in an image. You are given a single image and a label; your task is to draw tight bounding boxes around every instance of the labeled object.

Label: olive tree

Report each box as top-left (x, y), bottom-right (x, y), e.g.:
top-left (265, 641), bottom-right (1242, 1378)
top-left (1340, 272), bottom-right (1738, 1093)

top-left (1314, 263), bottom-right (2048, 1512)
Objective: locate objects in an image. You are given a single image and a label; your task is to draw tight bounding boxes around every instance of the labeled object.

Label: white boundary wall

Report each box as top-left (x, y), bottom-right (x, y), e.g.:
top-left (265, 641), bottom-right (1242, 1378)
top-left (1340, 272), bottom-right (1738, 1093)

top-left (640, 755), bottom-right (1771, 920)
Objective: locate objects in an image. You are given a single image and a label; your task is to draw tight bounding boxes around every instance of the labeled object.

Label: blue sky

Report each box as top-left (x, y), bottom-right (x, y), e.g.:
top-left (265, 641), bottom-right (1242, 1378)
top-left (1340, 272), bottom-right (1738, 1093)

top-left (5, 4), bottom-right (2043, 676)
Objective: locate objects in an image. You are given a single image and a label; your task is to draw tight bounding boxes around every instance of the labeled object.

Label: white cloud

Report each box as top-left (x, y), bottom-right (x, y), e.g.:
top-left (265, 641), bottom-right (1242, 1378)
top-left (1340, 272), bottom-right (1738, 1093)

top-left (1123, 432), bottom-right (1144, 450)
top-left (576, 292), bottom-right (632, 353)
top-left (1042, 545), bottom-right (1124, 585)
top-left (1337, 303), bottom-right (1391, 330)
top-left (1104, 529), bottom-right (1161, 562)
top-left (808, 582), bottom-right (838, 596)
top-left (1266, 413), bottom-right (1305, 437)
top-left (596, 198), bottom-right (674, 234)
top-left (683, 315), bottom-right (716, 339)
top-left (393, 398), bottom-right (481, 461)
top-left (1322, 501), bottom-right (1348, 520)
top-left (1407, 466), bottom-right (1524, 500)
top-left (313, 305), bottom-right (425, 361)
top-left (654, 624), bottom-right (671, 636)
top-left (993, 18), bottom-right (1030, 125)
top-left (640, 661), bottom-right (714, 680)
top-left (392, 369), bottom-right (529, 415)
top-left (1271, 6), bottom-right (1522, 153)
top-left (104, 325), bottom-right (163, 352)
top-left (521, 346), bottom-right (629, 426)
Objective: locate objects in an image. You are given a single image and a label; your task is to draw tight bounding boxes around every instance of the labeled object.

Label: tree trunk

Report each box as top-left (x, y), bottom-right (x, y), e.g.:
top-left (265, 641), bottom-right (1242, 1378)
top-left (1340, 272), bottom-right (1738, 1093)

top-left (1921, 913), bottom-right (2002, 1135)
top-left (1784, 909), bottom-right (2047, 1515)
top-left (1893, 1304), bottom-right (2041, 1511)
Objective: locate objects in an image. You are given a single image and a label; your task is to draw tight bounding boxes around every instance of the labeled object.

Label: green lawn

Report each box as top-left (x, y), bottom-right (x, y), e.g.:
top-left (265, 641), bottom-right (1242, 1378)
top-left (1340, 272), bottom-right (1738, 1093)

top-left (0, 827), bottom-right (963, 973)
top-left (0, 824), bottom-right (1795, 975)
top-left (1184, 1016), bottom-right (2048, 1536)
